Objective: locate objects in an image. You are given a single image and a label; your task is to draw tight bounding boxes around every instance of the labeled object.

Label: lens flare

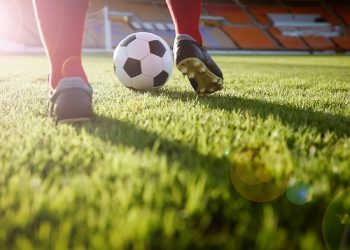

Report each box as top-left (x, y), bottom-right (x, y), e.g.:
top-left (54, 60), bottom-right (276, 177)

top-left (229, 141), bottom-right (293, 203)
top-left (0, 0), bottom-right (23, 54)
top-left (286, 181), bottom-right (311, 205)
top-left (323, 188), bottom-right (350, 250)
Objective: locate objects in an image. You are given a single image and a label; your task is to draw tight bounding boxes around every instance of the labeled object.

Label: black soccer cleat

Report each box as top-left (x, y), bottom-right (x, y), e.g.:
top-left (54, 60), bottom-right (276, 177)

top-left (49, 77), bottom-right (93, 124)
top-left (174, 34), bottom-right (224, 95)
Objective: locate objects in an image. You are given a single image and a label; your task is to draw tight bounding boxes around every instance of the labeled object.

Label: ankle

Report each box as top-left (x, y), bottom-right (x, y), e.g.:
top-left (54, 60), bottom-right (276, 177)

top-left (61, 56), bottom-right (88, 84)
top-left (49, 70), bottom-right (62, 89)
top-left (176, 32), bottom-right (203, 45)
top-left (50, 57), bottom-right (88, 89)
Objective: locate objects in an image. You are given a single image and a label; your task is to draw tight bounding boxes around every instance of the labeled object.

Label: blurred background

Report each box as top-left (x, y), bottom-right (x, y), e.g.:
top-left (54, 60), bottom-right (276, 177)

top-left (0, 0), bottom-right (349, 54)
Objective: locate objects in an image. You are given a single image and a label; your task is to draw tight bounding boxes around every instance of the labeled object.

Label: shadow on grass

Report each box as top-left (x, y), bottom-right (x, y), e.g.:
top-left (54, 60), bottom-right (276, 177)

top-left (154, 89), bottom-right (350, 137)
top-left (82, 115), bottom-right (230, 182)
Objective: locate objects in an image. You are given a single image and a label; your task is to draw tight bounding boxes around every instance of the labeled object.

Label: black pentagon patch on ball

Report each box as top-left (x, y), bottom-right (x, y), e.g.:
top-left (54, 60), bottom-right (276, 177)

top-left (120, 34), bottom-right (136, 47)
top-left (124, 58), bottom-right (142, 78)
top-left (149, 40), bottom-right (166, 57)
top-left (154, 71), bottom-right (169, 87)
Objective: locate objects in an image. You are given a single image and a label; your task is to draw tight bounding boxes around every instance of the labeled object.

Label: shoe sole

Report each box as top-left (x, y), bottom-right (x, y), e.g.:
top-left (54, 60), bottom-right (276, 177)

top-left (57, 117), bottom-right (92, 125)
top-left (177, 58), bottom-right (223, 96)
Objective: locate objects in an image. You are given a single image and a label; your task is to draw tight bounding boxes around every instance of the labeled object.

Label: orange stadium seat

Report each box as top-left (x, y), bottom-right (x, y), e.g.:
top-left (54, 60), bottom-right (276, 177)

top-left (332, 35), bottom-right (350, 50)
top-left (302, 36), bottom-right (335, 50)
top-left (108, 1), bottom-right (168, 21)
top-left (249, 6), bottom-right (288, 25)
top-left (269, 28), bottom-right (308, 50)
top-left (335, 7), bottom-right (350, 25)
top-left (288, 7), bottom-right (339, 25)
top-left (205, 4), bottom-right (252, 24)
top-left (223, 27), bottom-right (277, 49)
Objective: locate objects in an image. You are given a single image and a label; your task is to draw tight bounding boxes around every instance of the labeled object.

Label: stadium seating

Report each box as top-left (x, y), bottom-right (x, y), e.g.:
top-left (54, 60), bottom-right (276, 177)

top-left (335, 7), bottom-right (350, 25)
top-left (268, 28), bottom-right (309, 50)
top-left (84, 10), bottom-right (106, 48)
top-left (201, 26), bottom-right (237, 49)
top-left (288, 7), bottom-right (338, 25)
top-left (2, 0), bottom-right (350, 52)
top-left (332, 35), bottom-right (350, 50)
top-left (223, 27), bottom-right (277, 50)
top-left (249, 6), bottom-right (288, 25)
top-left (302, 36), bottom-right (335, 50)
top-left (108, 1), bottom-right (168, 21)
top-left (154, 3), bottom-right (173, 22)
top-left (205, 3), bottom-right (252, 24)
top-left (110, 21), bottom-right (135, 48)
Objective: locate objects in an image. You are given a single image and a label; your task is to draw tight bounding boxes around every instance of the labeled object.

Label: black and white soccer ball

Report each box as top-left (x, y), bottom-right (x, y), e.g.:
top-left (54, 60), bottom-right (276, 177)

top-left (113, 32), bottom-right (173, 91)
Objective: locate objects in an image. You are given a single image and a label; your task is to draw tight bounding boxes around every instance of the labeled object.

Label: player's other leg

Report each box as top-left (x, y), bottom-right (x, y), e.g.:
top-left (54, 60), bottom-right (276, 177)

top-left (33, 0), bottom-right (93, 123)
top-left (166, 0), bottom-right (223, 95)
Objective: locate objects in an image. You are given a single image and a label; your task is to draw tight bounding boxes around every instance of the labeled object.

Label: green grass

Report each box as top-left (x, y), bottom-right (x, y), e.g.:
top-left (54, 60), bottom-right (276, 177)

top-left (0, 54), bottom-right (349, 250)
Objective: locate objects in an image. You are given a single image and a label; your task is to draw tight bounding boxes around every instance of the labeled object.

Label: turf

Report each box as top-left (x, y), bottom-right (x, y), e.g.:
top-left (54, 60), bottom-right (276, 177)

top-left (0, 54), bottom-right (349, 250)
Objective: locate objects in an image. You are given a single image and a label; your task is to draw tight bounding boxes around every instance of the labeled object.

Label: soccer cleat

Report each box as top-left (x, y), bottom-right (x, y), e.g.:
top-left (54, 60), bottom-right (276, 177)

top-left (174, 34), bottom-right (224, 95)
top-left (49, 77), bottom-right (93, 124)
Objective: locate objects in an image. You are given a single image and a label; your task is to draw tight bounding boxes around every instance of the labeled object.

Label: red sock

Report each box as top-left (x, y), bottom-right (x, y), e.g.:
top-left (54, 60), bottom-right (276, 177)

top-left (33, 0), bottom-right (89, 89)
top-left (166, 0), bottom-right (203, 45)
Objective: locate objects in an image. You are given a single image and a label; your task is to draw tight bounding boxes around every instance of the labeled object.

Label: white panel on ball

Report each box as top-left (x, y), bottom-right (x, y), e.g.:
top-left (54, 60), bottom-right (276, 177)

top-left (115, 68), bottom-right (133, 88)
top-left (162, 50), bottom-right (174, 74)
top-left (136, 32), bottom-right (160, 42)
top-left (127, 39), bottom-right (150, 60)
top-left (131, 74), bottom-right (153, 90)
top-left (113, 32), bottom-right (174, 91)
top-left (141, 54), bottom-right (164, 78)
top-left (113, 46), bottom-right (128, 68)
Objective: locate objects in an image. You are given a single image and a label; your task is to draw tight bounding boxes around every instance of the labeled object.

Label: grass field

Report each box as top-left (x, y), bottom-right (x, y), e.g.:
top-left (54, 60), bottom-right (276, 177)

top-left (0, 54), bottom-right (349, 250)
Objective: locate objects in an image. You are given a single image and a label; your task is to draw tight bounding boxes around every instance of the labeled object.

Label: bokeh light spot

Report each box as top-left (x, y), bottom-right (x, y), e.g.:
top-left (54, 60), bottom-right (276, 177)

top-left (286, 181), bottom-right (311, 205)
top-left (229, 141), bottom-right (293, 202)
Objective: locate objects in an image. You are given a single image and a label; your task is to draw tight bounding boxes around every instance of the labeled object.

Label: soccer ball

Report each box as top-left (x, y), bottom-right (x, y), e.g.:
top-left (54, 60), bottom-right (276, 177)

top-left (113, 32), bottom-right (173, 91)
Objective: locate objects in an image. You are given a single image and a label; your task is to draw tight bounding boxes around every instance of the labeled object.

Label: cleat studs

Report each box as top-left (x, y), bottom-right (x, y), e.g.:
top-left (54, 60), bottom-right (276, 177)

top-left (199, 88), bottom-right (206, 93)
top-left (180, 67), bottom-right (188, 74)
top-left (217, 79), bottom-right (223, 85)
top-left (212, 78), bottom-right (218, 83)
top-left (188, 72), bottom-right (195, 79)
top-left (209, 88), bottom-right (215, 92)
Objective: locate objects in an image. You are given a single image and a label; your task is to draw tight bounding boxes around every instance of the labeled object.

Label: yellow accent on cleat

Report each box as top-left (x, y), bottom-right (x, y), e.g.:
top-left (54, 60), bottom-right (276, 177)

top-left (193, 61), bottom-right (200, 67)
top-left (180, 67), bottom-right (188, 74)
top-left (177, 57), bottom-right (224, 96)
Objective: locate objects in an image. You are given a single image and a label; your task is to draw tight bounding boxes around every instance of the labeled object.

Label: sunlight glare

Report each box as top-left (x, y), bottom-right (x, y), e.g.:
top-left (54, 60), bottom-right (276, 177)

top-left (0, 0), bottom-right (23, 53)
top-left (0, 2), bottom-right (11, 33)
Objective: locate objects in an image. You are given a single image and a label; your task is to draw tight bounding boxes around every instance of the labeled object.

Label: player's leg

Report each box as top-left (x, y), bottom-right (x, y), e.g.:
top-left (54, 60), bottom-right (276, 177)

top-left (33, 0), bottom-right (93, 123)
top-left (166, 0), bottom-right (223, 95)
